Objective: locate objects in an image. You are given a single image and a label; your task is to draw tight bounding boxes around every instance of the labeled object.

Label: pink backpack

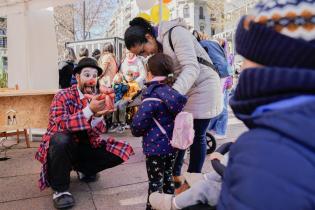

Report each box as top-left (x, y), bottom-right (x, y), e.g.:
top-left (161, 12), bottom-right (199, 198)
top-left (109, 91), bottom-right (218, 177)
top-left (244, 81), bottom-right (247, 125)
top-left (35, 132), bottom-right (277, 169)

top-left (142, 98), bottom-right (194, 150)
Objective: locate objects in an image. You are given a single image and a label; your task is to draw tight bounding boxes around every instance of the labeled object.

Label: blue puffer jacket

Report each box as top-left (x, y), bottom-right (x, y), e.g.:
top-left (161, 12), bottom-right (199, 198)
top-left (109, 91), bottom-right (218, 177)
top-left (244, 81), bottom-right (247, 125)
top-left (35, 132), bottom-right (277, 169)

top-left (131, 81), bottom-right (187, 156)
top-left (113, 83), bottom-right (128, 103)
top-left (218, 67), bottom-right (315, 210)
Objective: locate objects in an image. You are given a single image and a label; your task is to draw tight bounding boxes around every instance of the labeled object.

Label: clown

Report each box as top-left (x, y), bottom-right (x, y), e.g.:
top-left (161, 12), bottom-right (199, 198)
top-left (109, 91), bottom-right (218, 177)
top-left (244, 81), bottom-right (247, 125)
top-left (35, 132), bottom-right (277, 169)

top-left (35, 57), bottom-right (134, 209)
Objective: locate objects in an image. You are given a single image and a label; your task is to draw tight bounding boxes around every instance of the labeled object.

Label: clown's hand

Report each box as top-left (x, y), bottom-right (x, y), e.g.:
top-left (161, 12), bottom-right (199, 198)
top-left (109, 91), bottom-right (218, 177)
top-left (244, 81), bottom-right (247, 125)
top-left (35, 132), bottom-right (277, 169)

top-left (94, 109), bottom-right (114, 117)
top-left (89, 94), bottom-right (106, 114)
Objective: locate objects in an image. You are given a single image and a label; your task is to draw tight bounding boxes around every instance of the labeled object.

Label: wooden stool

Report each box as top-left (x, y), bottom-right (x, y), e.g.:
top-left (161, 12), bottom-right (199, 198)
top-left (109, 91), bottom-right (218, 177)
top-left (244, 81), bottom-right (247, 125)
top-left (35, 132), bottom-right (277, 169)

top-left (0, 129), bottom-right (30, 148)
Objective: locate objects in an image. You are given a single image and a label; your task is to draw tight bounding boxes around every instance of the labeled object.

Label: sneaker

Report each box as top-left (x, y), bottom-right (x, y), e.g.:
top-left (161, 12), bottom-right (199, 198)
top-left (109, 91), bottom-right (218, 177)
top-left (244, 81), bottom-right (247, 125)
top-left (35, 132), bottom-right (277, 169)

top-left (117, 124), bottom-right (125, 133)
top-left (108, 124), bottom-right (118, 133)
top-left (123, 124), bottom-right (130, 129)
top-left (53, 191), bottom-right (75, 209)
top-left (149, 192), bottom-right (177, 210)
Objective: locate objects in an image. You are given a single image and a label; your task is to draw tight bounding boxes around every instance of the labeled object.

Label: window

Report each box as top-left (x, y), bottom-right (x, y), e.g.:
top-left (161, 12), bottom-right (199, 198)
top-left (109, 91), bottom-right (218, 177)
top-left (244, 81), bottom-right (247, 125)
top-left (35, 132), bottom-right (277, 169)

top-left (199, 7), bottom-right (205, 19)
top-left (0, 29), bottom-right (7, 49)
top-left (211, 28), bottom-right (216, 36)
top-left (200, 25), bottom-right (205, 32)
top-left (183, 4), bottom-right (190, 18)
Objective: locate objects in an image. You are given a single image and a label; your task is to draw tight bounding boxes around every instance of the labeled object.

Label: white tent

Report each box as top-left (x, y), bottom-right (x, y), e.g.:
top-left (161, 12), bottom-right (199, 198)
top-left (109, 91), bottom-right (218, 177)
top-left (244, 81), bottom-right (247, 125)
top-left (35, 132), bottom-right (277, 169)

top-left (1, 0), bottom-right (78, 90)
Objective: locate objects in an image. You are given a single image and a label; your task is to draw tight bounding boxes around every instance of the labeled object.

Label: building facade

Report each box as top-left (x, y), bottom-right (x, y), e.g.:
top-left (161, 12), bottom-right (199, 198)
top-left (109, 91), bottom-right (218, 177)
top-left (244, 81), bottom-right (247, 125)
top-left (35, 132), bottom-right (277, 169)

top-left (0, 17), bottom-right (7, 88)
top-left (213, 0), bottom-right (260, 55)
top-left (106, 0), bottom-right (212, 38)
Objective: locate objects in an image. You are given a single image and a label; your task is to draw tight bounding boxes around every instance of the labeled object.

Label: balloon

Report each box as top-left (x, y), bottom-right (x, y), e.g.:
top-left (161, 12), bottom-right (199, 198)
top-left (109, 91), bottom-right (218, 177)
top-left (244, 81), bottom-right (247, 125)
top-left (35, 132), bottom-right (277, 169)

top-left (150, 4), bottom-right (170, 24)
top-left (137, 12), bottom-right (151, 22)
top-left (136, 0), bottom-right (156, 10)
top-left (163, 0), bottom-right (172, 3)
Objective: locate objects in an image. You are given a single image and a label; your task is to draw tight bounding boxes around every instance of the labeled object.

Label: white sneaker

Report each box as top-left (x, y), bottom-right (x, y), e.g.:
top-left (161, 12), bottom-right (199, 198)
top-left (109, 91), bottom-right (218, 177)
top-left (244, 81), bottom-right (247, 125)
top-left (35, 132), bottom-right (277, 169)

top-left (149, 192), bottom-right (177, 210)
top-left (116, 124), bottom-right (125, 133)
top-left (123, 124), bottom-right (130, 129)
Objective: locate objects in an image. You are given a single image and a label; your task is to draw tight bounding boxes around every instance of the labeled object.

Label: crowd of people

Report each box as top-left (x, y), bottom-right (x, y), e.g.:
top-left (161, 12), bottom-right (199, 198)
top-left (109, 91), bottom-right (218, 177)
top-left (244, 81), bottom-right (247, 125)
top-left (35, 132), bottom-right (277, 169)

top-left (43, 0), bottom-right (314, 209)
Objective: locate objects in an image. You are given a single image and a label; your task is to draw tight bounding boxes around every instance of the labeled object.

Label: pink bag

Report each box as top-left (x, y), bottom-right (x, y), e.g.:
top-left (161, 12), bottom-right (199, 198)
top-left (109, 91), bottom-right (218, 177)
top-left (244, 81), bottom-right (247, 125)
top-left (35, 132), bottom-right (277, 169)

top-left (142, 98), bottom-right (194, 150)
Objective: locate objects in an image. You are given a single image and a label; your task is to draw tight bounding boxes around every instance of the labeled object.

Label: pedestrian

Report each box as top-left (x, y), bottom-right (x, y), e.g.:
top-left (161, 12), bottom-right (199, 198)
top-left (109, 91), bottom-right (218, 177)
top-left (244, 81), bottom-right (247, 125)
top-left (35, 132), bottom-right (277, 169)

top-left (120, 51), bottom-right (146, 87)
top-left (219, 0), bottom-right (315, 209)
top-left (78, 47), bottom-right (89, 61)
top-left (92, 49), bottom-right (101, 61)
top-left (35, 57), bottom-right (134, 209)
top-left (58, 47), bottom-right (76, 89)
top-left (124, 17), bottom-right (222, 190)
top-left (109, 73), bottom-right (129, 133)
top-left (131, 53), bottom-right (187, 210)
top-left (208, 39), bottom-right (234, 139)
top-left (98, 43), bottom-right (118, 87)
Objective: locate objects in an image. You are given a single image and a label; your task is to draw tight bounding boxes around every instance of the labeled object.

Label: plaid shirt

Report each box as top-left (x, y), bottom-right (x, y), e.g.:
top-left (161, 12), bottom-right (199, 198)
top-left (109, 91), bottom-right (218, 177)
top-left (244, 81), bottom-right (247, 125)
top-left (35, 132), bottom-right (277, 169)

top-left (35, 85), bottom-right (134, 190)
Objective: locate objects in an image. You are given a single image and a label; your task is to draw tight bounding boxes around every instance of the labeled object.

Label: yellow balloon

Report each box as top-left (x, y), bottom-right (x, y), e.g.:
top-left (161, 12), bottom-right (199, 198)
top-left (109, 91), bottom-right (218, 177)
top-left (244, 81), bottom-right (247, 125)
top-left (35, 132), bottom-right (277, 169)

top-left (150, 4), bottom-right (170, 24)
top-left (138, 12), bottom-right (151, 22)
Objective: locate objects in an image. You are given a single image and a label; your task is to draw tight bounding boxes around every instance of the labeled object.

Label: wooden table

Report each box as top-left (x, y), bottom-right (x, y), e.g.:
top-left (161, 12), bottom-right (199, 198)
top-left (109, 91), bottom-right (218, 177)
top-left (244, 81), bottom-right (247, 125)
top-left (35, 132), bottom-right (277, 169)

top-left (0, 90), bottom-right (57, 146)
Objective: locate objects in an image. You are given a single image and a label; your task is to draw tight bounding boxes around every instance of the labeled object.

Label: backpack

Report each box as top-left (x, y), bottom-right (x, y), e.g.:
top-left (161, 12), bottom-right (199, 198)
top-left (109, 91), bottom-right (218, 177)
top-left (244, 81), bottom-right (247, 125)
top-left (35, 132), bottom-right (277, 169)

top-left (200, 40), bottom-right (232, 78)
top-left (168, 27), bottom-right (231, 78)
top-left (142, 98), bottom-right (194, 150)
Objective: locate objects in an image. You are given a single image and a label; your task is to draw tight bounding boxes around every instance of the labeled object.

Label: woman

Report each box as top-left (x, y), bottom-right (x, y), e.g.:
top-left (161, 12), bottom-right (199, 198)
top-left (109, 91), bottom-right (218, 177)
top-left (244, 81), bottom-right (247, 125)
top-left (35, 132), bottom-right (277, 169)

top-left (208, 39), bottom-right (234, 139)
top-left (120, 51), bottom-right (146, 87)
top-left (124, 17), bottom-right (222, 185)
top-left (98, 43), bottom-right (118, 87)
top-left (59, 47), bottom-right (76, 89)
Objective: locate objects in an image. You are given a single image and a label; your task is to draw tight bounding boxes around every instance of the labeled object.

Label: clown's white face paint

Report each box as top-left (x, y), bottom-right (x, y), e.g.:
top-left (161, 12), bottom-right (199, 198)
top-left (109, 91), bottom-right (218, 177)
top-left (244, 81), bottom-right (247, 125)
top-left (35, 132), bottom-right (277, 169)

top-left (76, 67), bottom-right (98, 94)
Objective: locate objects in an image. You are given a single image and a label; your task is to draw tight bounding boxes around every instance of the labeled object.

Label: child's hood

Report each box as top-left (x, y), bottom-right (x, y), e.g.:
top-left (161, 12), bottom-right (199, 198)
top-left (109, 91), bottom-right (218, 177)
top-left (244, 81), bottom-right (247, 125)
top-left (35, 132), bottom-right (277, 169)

top-left (143, 82), bottom-right (187, 115)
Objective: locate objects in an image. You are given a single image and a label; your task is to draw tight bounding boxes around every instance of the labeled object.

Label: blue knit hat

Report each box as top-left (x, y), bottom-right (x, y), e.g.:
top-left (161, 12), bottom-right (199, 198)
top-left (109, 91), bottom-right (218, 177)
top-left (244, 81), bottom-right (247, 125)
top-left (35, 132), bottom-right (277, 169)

top-left (235, 0), bottom-right (315, 69)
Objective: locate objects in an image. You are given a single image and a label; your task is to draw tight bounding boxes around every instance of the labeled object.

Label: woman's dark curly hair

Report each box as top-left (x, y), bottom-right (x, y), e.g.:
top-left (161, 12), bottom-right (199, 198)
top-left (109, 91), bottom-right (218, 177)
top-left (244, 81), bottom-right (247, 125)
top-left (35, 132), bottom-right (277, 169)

top-left (124, 17), bottom-right (156, 49)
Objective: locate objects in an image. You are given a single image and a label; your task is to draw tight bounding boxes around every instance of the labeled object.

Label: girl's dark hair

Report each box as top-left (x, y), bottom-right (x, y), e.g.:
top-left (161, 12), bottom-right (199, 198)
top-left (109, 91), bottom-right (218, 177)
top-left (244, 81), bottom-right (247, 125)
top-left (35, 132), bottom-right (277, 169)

top-left (124, 17), bottom-right (156, 49)
top-left (147, 53), bottom-right (175, 85)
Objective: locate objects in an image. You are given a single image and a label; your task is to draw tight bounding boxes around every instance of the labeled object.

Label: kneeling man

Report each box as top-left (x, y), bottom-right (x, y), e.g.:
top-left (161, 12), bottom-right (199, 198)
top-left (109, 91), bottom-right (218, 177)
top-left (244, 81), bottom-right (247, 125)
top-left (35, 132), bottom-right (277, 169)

top-left (35, 58), bottom-right (134, 209)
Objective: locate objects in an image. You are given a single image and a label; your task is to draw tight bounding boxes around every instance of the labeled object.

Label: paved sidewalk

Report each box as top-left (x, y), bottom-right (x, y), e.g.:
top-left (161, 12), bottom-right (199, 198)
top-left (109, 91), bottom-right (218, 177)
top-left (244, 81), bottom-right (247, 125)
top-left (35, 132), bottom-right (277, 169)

top-left (0, 112), bottom-right (247, 210)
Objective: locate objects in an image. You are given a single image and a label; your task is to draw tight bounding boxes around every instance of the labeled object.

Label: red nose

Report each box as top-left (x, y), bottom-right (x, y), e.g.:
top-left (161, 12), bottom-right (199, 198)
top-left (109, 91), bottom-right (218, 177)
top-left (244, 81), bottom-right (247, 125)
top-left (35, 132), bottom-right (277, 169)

top-left (88, 80), bottom-right (96, 86)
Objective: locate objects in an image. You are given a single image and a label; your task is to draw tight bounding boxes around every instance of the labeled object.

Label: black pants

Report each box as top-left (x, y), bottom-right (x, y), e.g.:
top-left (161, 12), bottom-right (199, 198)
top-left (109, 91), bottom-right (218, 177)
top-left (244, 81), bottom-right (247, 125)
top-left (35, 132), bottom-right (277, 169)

top-left (145, 153), bottom-right (176, 210)
top-left (47, 131), bottom-right (123, 192)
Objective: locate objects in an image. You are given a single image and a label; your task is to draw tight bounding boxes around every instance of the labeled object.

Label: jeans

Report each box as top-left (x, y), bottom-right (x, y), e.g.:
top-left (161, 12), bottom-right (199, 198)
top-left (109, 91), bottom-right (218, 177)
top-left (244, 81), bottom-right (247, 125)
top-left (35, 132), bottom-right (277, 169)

top-left (208, 89), bottom-right (229, 135)
top-left (47, 131), bottom-right (123, 192)
top-left (173, 119), bottom-right (211, 176)
top-left (112, 99), bottom-right (128, 124)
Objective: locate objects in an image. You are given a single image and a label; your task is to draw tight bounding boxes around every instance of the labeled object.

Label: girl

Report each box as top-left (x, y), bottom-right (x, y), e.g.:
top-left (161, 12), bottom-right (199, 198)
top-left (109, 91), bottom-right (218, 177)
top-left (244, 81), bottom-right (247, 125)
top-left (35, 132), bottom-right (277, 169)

top-left (130, 53), bottom-right (187, 210)
top-left (98, 43), bottom-right (118, 87)
top-left (120, 51), bottom-right (146, 87)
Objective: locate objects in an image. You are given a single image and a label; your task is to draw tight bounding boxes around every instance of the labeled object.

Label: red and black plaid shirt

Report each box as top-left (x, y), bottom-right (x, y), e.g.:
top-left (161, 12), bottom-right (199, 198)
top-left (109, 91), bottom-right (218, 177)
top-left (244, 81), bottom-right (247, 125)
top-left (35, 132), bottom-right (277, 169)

top-left (35, 85), bottom-right (134, 190)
